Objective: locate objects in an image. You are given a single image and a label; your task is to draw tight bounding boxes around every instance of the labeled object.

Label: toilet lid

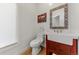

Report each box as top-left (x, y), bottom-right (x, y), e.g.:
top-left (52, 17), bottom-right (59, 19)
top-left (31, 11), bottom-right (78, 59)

top-left (31, 37), bottom-right (43, 45)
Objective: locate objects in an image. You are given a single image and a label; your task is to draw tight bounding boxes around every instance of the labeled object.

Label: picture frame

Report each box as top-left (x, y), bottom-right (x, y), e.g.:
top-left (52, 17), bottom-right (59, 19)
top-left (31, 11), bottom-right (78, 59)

top-left (50, 4), bottom-right (68, 29)
top-left (37, 13), bottom-right (47, 23)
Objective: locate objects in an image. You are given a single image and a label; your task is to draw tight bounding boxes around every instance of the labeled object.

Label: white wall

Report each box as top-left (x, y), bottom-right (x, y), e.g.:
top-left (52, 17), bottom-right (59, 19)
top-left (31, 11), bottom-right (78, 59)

top-left (0, 3), bottom-right (37, 55)
top-left (0, 3), bottom-right (18, 54)
top-left (17, 3), bottom-right (38, 51)
top-left (36, 3), bottom-right (79, 35)
top-left (0, 4), bottom-right (17, 48)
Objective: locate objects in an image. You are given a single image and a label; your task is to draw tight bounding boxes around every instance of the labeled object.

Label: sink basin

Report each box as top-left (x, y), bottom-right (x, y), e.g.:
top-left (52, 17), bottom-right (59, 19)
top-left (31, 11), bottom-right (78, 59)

top-left (48, 33), bottom-right (79, 45)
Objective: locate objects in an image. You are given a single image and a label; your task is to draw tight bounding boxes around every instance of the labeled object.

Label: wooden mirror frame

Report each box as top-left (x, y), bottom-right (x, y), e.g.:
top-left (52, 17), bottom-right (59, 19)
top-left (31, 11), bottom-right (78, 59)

top-left (50, 4), bottom-right (68, 29)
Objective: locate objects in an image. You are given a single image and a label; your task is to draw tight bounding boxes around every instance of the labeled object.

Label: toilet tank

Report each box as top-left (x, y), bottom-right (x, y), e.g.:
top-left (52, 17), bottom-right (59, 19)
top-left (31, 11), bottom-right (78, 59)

top-left (41, 34), bottom-right (46, 47)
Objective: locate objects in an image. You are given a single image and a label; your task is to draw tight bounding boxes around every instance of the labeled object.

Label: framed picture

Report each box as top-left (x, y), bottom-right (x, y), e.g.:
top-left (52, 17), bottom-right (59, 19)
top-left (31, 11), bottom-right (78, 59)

top-left (50, 4), bottom-right (68, 29)
top-left (37, 13), bottom-right (47, 23)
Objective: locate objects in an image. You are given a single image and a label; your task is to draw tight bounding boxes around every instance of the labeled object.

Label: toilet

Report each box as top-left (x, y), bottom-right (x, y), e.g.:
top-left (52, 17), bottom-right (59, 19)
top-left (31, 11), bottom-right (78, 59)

top-left (30, 32), bottom-right (44, 55)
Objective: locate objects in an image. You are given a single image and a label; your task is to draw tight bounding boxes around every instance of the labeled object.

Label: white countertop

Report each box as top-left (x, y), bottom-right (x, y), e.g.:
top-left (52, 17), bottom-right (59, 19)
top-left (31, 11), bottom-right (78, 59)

top-left (47, 33), bottom-right (79, 45)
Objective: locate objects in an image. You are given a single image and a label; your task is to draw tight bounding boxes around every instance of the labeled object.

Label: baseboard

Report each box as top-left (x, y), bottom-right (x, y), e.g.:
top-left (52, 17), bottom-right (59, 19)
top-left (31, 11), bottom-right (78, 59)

top-left (21, 46), bottom-right (46, 55)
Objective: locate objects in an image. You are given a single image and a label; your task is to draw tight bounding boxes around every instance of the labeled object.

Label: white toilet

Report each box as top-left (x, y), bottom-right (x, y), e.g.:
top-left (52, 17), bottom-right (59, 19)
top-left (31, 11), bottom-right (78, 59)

top-left (30, 31), bottom-right (44, 55)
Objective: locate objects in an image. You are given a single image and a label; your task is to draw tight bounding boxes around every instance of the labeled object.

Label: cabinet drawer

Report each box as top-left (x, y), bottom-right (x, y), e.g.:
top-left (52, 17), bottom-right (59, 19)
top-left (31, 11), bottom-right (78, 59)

top-left (47, 40), bottom-right (60, 46)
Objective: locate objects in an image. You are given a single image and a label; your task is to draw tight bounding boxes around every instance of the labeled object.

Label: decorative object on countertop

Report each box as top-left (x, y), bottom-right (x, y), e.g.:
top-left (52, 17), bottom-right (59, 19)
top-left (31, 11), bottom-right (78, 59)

top-left (50, 4), bottom-right (68, 29)
top-left (37, 13), bottom-right (47, 23)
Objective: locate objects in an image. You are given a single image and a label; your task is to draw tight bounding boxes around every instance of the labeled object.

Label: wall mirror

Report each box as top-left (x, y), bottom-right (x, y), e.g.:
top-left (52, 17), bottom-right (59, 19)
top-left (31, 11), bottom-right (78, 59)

top-left (50, 4), bottom-right (68, 29)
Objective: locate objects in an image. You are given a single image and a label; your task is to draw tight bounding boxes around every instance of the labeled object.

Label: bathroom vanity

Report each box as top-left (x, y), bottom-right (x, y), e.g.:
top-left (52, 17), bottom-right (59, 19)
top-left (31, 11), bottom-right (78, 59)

top-left (46, 34), bottom-right (78, 55)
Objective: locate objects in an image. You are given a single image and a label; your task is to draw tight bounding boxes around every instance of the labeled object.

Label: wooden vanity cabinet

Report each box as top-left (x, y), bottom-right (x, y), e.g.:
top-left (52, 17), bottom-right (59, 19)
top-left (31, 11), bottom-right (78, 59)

top-left (46, 35), bottom-right (78, 55)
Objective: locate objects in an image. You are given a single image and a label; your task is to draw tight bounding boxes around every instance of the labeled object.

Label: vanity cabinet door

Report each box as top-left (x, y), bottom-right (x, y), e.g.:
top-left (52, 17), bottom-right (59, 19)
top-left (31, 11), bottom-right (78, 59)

top-left (70, 39), bottom-right (78, 55)
top-left (46, 40), bottom-right (72, 55)
top-left (46, 40), bottom-right (54, 55)
top-left (57, 44), bottom-right (71, 55)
